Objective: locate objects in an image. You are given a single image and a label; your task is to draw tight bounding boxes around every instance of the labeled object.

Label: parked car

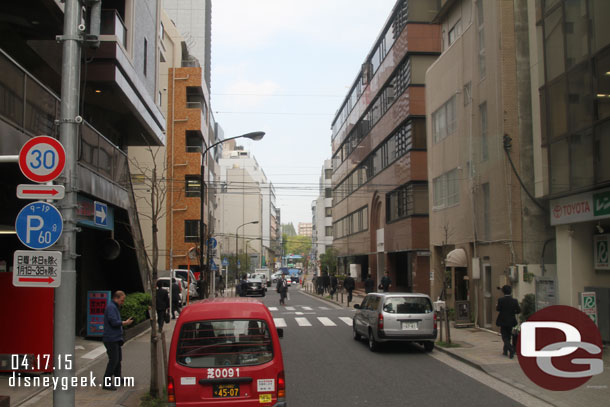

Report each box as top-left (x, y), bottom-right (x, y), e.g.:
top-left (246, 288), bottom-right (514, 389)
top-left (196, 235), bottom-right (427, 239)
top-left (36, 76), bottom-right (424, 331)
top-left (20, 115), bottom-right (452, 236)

top-left (245, 276), bottom-right (266, 297)
top-left (168, 298), bottom-right (286, 406)
top-left (352, 293), bottom-right (437, 352)
top-left (249, 272), bottom-right (268, 290)
top-left (156, 277), bottom-right (187, 306)
top-left (172, 269), bottom-right (199, 299)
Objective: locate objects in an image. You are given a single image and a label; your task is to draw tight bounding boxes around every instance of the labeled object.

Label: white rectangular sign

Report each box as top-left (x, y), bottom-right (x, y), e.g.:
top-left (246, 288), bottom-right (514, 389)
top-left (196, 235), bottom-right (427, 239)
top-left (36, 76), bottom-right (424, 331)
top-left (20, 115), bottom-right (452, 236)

top-left (13, 250), bottom-right (62, 287)
top-left (16, 184), bottom-right (65, 200)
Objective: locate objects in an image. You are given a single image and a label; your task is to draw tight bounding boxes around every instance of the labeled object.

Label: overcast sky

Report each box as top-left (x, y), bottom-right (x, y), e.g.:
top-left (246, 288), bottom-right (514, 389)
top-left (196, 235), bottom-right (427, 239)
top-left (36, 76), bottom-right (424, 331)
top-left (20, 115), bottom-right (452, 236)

top-left (211, 0), bottom-right (397, 225)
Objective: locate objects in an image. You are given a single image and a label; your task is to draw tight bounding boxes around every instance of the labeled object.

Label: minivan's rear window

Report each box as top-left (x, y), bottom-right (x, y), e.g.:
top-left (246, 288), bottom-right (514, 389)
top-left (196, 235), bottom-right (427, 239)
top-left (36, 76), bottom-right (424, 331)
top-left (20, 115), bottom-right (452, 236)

top-left (177, 320), bottom-right (273, 368)
top-left (383, 297), bottom-right (433, 314)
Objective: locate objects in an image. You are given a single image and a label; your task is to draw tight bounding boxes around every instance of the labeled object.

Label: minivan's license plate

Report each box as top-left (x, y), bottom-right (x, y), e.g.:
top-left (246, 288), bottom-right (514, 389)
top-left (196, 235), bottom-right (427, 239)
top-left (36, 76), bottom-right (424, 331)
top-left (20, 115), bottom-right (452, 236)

top-left (402, 322), bottom-right (418, 330)
top-left (213, 383), bottom-right (240, 398)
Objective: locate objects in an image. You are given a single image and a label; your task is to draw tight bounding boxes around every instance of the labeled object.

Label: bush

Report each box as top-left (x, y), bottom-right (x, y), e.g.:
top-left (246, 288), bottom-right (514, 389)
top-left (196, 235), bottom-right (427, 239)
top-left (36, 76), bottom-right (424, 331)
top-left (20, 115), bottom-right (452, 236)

top-left (121, 292), bottom-right (151, 326)
top-left (520, 294), bottom-right (536, 323)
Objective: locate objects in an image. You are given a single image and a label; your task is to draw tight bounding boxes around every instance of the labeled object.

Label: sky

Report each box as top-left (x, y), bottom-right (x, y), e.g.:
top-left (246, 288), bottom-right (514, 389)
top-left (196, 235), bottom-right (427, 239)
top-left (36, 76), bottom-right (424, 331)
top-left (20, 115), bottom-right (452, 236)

top-left (211, 0), bottom-right (397, 226)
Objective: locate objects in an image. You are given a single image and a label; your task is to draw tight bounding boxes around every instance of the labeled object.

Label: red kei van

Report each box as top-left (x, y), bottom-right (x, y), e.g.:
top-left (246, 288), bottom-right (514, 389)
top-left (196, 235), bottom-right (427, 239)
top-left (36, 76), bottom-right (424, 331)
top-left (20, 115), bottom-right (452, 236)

top-left (168, 298), bottom-right (286, 406)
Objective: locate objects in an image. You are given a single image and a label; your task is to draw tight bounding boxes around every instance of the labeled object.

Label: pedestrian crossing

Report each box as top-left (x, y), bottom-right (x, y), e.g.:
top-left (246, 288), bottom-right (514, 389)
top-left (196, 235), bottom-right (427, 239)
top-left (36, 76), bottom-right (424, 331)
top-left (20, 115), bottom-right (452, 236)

top-left (273, 316), bottom-right (353, 328)
top-left (268, 305), bottom-right (335, 312)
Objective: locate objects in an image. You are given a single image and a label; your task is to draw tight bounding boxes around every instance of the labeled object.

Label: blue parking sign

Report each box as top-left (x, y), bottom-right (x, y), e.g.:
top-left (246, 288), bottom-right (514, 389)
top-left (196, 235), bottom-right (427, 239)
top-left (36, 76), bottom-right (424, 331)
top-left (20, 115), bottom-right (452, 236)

top-left (15, 202), bottom-right (63, 249)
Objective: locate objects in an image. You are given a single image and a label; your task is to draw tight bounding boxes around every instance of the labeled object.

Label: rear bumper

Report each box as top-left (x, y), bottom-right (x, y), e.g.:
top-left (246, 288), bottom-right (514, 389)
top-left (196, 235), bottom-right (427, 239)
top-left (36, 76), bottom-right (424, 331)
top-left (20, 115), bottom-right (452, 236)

top-left (377, 329), bottom-right (437, 341)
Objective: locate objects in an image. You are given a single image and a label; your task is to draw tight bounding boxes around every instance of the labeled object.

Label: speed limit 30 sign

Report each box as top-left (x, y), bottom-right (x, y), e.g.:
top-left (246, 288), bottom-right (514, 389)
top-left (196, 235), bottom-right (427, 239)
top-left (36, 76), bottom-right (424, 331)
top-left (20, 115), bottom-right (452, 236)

top-left (18, 136), bottom-right (66, 183)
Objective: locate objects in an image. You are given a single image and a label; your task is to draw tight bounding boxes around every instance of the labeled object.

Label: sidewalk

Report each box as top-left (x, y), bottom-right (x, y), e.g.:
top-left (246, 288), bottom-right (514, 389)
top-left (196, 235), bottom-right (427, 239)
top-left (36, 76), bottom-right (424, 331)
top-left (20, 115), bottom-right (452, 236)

top-left (302, 280), bottom-right (610, 407)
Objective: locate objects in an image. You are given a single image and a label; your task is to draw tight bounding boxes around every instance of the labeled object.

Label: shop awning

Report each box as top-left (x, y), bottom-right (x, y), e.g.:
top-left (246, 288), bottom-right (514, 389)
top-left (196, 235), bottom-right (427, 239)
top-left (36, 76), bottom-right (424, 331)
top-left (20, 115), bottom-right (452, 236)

top-left (445, 248), bottom-right (467, 267)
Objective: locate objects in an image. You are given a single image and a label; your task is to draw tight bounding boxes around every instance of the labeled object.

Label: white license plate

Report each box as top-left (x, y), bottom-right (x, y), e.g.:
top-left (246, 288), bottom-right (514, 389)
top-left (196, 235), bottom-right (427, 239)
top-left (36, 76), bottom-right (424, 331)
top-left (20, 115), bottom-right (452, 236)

top-left (402, 322), bottom-right (418, 330)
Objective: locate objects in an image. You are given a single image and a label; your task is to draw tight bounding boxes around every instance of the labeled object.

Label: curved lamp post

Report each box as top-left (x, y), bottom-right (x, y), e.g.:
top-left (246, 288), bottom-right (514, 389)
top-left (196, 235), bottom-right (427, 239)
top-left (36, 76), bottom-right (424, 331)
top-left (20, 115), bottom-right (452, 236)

top-left (200, 132), bottom-right (265, 298)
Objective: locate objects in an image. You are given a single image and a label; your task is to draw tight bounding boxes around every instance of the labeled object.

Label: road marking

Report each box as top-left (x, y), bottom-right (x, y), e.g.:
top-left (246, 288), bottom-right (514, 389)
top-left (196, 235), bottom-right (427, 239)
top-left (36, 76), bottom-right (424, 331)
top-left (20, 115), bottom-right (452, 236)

top-left (81, 345), bottom-right (106, 360)
top-left (317, 317), bottom-right (336, 326)
top-left (268, 307), bottom-right (278, 311)
top-left (274, 318), bottom-right (287, 328)
top-left (295, 311), bottom-right (304, 315)
top-left (319, 307), bottom-right (330, 310)
top-left (301, 306), bottom-right (313, 311)
top-left (285, 306), bottom-right (296, 311)
top-left (339, 317), bottom-right (353, 326)
top-left (296, 317), bottom-right (312, 326)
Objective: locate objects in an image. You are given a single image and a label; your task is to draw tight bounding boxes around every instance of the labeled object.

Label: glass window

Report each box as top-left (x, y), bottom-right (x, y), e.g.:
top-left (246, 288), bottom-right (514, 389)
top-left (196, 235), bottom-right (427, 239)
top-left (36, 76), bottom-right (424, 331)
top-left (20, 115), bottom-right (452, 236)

top-left (595, 120), bottom-right (610, 183)
top-left (185, 220), bottom-right (200, 242)
top-left (548, 79), bottom-right (568, 139)
top-left (590, 0), bottom-right (610, 54)
top-left (570, 131), bottom-right (594, 188)
top-left (477, 0), bottom-right (486, 79)
top-left (176, 320), bottom-right (273, 367)
top-left (383, 296), bottom-right (433, 314)
top-left (544, 7), bottom-right (565, 82)
top-left (186, 131), bottom-right (203, 152)
top-left (325, 226), bottom-right (333, 237)
top-left (325, 188), bottom-right (332, 198)
top-left (595, 50), bottom-right (610, 121)
top-left (564, 0), bottom-right (589, 69)
top-left (185, 175), bottom-right (201, 197)
top-left (448, 19), bottom-right (462, 47)
top-left (325, 207), bottom-right (332, 217)
top-left (550, 139), bottom-right (570, 194)
top-left (568, 63), bottom-right (592, 132)
top-left (325, 169), bottom-right (333, 179)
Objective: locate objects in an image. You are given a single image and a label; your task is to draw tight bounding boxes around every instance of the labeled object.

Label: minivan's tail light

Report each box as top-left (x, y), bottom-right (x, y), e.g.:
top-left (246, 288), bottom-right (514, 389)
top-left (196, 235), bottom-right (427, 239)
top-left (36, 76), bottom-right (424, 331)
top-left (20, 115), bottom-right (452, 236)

top-left (378, 312), bottom-right (384, 331)
top-left (168, 376), bottom-right (176, 405)
top-left (433, 312), bottom-right (437, 330)
top-left (277, 371), bottom-right (286, 399)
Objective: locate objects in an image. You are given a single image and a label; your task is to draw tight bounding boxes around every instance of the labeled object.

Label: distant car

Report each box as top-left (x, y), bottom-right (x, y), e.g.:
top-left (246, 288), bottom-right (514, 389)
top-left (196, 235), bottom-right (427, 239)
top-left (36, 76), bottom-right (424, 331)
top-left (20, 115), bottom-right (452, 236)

top-left (245, 277), bottom-right (266, 297)
top-left (249, 272), bottom-right (268, 290)
top-left (271, 271), bottom-right (283, 284)
top-left (353, 292), bottom-right (437, 352)
top-left (168, 298), bottom-right (286, 406)
top-left (157, 277), bottom-right (186, 306)
top-left (172, 269), bottom-right (199, 299)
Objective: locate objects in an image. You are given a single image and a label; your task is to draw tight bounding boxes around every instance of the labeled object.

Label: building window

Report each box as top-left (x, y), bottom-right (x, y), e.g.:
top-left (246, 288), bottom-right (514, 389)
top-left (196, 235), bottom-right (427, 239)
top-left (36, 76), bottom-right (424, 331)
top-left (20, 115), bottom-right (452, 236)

top-left (482, 183), bottom-right (490, 240)
top-left (325, 226), bottom-right (333, 237)
top-left (433, 169), bottom-right (460, 210)
top-left (464, 82), bottom-right (472, 106)
top-left (387, 183), bottom-right (428, 222)
top-left (432, 96), bottom-right (457, 143)
top-left (185, 220), bottom-right (200, 242)
top-left (477, 0), bottom-right (486, 79)
top-left (185, 175), bottom-right (201, 197)
top-left (325, 188), bottom-right (332, 198)
top-left (143, 38), bottom-right (148, 77)
top-left (332, 206), bottom-right (368, 239)
top-left (186, 130), bottom-right (203, 152)
top-left (325, 207), bottom-right (332, 217)
top-left (325, 168), bottom-right (332, 179)
top-left (448, 19), bottom-right (462, 47)
top-left (480, 102), bottom-right (488, 161)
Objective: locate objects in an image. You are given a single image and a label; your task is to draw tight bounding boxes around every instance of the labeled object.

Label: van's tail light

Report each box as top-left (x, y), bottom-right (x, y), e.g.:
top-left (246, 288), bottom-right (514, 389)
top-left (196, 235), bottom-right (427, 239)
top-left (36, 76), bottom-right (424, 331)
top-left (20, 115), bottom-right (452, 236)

top-left (378, 313), bottom-right (384, 331)
top-left (433, 312), bottom-right (437, 330)
top-left (277, 371), bottom-right (286, 399)
top-left (168, 376), bottom-right (176, 405)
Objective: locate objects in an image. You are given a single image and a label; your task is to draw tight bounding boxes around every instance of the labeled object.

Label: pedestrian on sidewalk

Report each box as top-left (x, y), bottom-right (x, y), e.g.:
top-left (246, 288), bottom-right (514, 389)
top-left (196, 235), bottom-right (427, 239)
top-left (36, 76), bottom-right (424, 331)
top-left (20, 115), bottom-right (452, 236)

top-left (496, 285), bottom-right (521, 359)
top-left (364, 274), bottom-right (375, 294)
top-left (155, 280), bottom-right (170, 332)
top-left (330, 274), bottom-right (338, 296)
top-left (171, 278), bottom-right (181, 318)
top-left (380, 271), bottom-right (392, 292)
top-left (343, 274), bottom-right (355, 303)
top-left (102, 290), bottom-right (133, 390)
top-left (277, 274), bottom-right (288, 305)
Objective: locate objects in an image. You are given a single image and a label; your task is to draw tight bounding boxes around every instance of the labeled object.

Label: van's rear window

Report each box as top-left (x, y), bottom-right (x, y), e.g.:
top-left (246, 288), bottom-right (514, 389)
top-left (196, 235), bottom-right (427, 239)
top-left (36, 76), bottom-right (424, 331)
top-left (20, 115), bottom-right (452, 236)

top-left (177, 320), bottom-right (273, 367)
top-left (383, 297), bottom-right (433, 314)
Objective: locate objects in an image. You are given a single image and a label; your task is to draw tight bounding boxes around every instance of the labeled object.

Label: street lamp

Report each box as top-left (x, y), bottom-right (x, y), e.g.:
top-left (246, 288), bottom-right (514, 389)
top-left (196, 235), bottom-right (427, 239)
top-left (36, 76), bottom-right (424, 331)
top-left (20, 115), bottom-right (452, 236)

top-left (236, 221), bottom-right (259, 279)
top-left (200, 131), bottom-right (265, 298)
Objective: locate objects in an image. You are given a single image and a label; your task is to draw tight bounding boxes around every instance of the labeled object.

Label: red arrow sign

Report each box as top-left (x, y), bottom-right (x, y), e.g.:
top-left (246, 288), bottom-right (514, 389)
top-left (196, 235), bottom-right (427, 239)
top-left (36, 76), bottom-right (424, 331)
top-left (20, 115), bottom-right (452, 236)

top-left (16, 184), bottom-right (65, 200)
top-left (21, 188), bottom-right (61, 196)
top-left (18, 276), bottom-right (55, 284)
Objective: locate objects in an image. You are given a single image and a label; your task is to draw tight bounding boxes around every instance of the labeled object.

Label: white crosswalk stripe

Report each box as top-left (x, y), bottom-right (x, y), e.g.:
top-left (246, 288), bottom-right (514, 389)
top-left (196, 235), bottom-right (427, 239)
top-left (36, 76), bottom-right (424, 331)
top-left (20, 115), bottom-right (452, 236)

top-left (339, 317), bottom-right (353, 326)
top-left (268, 307), bottom-right (278, 311)
top-left (301, 306), bottom-right (313, 311)
top-left (317, 317), bottom-right (336, 326)
top-left (319, 307), bottom-right (330, 310)
top-left (295, 317), bottom-right (312, 326)
top-left (285, 306), bottom-right (296, 311)
top-left (274, 318), bottom-right (287, 328)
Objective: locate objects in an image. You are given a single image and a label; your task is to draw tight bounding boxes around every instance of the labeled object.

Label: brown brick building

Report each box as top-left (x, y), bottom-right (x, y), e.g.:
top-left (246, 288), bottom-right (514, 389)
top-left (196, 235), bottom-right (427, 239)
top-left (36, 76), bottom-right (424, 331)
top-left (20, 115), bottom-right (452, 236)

top-left (331, 0), bottom-right (440, 293)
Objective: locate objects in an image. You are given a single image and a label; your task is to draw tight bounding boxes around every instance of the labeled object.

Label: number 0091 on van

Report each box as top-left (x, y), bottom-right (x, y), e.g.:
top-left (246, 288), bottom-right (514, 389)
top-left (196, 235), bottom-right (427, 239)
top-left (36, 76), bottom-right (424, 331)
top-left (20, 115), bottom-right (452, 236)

top-left (168, 298), bottom-right (286, 406)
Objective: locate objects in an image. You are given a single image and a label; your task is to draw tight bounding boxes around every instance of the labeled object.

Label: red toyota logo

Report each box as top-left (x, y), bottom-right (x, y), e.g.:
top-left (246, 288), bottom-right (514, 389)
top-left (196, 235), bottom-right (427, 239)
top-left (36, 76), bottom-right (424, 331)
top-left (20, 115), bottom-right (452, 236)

top-left (517, 305), bottom-right (603, 391)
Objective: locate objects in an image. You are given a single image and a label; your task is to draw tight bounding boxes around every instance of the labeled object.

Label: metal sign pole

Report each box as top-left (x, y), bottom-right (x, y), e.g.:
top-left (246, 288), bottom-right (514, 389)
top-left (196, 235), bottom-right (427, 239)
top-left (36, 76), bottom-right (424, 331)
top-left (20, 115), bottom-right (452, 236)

top-left (54, 0), bottom-right (81, 405)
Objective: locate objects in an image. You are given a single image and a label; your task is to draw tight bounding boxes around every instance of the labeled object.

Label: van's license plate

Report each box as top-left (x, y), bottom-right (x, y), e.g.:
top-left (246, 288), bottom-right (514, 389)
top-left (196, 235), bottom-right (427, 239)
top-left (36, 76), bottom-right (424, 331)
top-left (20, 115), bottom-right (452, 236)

top-left (402, 322), bottom-right (418, 330)
top-left (213, 383), bottom-right (240, 398)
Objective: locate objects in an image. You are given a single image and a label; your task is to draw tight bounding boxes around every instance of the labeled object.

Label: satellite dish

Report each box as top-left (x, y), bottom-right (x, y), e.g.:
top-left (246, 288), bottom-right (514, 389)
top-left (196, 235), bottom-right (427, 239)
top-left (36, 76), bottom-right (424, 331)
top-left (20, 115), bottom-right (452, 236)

top-left (101, 238), bottom-right (121, 260)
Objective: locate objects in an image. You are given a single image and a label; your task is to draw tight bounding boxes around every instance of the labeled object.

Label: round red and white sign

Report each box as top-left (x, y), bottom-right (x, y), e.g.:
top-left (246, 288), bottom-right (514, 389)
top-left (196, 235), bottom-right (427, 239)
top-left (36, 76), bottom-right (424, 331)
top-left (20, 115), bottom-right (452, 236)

top-left (19, 136), bottom-right (66, 183)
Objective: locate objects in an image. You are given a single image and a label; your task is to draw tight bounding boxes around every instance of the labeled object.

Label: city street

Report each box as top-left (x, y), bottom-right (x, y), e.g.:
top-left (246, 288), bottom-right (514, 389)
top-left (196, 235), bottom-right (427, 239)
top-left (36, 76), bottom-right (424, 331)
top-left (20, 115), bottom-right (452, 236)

top-left (259, 287), bottom-right (531, 407)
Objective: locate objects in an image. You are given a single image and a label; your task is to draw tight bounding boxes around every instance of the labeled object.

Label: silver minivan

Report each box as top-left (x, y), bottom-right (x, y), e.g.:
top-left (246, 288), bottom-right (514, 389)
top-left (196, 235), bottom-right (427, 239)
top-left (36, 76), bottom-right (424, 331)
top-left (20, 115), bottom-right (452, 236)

top-left (353, 293), bottom-right (437, 352)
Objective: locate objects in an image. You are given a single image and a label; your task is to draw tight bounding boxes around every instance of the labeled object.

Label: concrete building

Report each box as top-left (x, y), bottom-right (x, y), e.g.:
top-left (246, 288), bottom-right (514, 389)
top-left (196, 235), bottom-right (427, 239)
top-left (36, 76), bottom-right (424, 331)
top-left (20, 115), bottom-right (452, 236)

top-left (311, 159), bottom-right (334, 265)
top-left (528, 0), bottom-right (610, 341)
top-left (0, 0), bottom-right (165, 336)
top-left (217, 145), bottom-right (279, 275)
top-left (426, 0), bottom-right (552, 329)
top-left (331, 0), bottom-right (440, 291)
top-left (298, 222), bottom-right (313, 237)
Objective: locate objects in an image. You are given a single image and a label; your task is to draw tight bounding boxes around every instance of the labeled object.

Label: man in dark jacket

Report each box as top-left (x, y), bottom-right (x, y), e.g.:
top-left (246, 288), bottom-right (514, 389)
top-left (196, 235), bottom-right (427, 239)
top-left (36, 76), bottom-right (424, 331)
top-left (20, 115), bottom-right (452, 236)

top-left (171, 278), bottom-right (181, 318)
top-left (102, 290), bottom-right (133, 390)
top-left (364, 274), bottom-right (375, 294)
top-left (496, 285), bottom-right (521, 358)
top-left (155, 281), bottom-right (170, 332)
top-left (380, 271), bottom-right (392, 292)
top-left (330, 275), bottom-right (338, 296)
top-left (277, 274), bottom-right (288, 305)
top-left (343, 274), bottom-right (355, 303)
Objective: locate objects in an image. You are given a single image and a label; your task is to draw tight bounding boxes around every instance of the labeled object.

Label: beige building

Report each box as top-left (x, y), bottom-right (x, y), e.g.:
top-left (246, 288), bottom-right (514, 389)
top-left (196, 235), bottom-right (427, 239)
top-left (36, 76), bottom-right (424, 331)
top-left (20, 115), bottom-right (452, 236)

top-left (298, 223), bottom-right (313, 237)
top-left (425, 0), bottom-right (550, 329)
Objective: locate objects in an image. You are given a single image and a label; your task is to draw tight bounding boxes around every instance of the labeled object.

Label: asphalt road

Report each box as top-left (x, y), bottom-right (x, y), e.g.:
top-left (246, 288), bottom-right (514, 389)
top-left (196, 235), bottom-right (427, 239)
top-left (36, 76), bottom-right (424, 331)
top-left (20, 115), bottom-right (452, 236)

top-left (258, 286), bottom-right (526, 407)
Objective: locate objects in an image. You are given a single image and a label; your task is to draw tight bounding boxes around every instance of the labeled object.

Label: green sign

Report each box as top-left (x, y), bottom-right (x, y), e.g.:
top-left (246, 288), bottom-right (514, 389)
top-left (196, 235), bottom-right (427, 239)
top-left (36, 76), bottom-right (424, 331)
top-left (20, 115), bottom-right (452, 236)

top-left (594, 235), bottom-right (609, 270)
top-left (593, 190), bottom-right (610, 217)
top-left (581, 292), bottom-right (598, 325)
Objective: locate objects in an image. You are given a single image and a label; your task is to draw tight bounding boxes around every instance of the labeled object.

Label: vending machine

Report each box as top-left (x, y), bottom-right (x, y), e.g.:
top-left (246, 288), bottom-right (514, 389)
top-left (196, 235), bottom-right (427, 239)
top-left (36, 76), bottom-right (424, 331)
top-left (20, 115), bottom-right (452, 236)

top-left (87, 290), bottom-right (111, 337)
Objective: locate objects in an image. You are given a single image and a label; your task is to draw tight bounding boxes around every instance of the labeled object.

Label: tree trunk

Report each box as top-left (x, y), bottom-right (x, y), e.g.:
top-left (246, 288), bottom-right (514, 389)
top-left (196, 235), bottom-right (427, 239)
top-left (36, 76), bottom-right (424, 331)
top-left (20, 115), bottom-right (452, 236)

top-left (149, 171), bottom-right (160, 397)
